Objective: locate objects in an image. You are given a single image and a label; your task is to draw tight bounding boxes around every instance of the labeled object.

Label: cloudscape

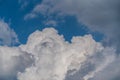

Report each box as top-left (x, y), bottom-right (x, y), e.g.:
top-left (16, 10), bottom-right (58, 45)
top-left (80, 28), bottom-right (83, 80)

top-left (0, 0), bottom-right (120, 80)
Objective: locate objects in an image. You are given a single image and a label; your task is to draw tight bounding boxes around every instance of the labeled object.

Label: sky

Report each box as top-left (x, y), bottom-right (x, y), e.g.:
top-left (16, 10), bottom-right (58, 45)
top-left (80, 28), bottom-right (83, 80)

top-left (0, 0), bottom-right (120, 80)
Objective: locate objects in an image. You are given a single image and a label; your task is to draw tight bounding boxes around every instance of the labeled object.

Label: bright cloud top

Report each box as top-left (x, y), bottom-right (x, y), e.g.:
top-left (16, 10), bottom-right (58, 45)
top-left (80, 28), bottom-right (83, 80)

top-left (0, 28), bottom-right (117, 80)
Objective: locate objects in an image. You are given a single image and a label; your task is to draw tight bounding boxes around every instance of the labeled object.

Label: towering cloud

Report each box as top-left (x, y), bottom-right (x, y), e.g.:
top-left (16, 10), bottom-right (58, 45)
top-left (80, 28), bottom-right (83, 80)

top-left (18, 28), bottom-right (103, 80)
top-left (0, 28), bottom-right (118, 80)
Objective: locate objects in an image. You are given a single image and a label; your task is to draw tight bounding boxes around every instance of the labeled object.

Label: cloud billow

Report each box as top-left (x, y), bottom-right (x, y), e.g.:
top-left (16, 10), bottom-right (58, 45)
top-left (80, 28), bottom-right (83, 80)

top-left (0, 28), bottom-right (118, 80)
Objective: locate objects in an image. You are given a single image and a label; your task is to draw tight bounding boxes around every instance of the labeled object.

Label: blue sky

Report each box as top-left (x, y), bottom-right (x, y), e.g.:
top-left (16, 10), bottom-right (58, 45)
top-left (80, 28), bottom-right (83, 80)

top-left (0, 0), bottom-right (103, 45)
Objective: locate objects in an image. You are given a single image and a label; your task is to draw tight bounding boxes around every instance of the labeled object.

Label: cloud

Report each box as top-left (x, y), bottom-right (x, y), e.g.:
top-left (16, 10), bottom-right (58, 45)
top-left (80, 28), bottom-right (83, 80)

top-left (0, 19), bottom-right (19, 46)
top-left (0, 28), bottom-right (119, 80)
top-left (24, 13), bottom-right (37, 20)
top-left (18, 28), bottom-right (101, 80)
top-left (44, 20), bottom-right (57, 27)
top-left (91, 56), bottom-right (120, 80)
top-left (24, 0), bottom-right (120, 51)
top-left (17, 28), bottom-right (116, 80)
top-left (18, 0), bottom-right (29, 9)
top-left (83, 47), bottom-right (115, 80)
top-left (18, 0), bottom-right (41, 9)
top-left (0, 46), bottom-right (34, 80)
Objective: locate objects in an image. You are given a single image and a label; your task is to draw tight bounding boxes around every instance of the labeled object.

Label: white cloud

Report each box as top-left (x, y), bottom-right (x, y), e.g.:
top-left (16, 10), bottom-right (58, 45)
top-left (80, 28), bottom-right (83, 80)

top-left (0, 28), bottom-right (118, 80)
top-left (44, 20), bottom-right (57, 27)
top-left (24, 0), bottom-right (120, 51)
top-left (0, 20), bottom-right (19, 46)
top-left (17, 28), bottom-right (116, 80)
top-left (0, 46), bottom-right (34, 78)
top-left (18, 28), bottom-right (98, 80)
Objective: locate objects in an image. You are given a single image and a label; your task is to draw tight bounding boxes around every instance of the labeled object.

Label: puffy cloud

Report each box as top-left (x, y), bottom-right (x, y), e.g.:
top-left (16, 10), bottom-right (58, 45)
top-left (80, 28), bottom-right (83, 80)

top-left (17, 28), bottom-right (116, 80)
top-left (24, 0), bottom-right (120, 51)
top-left (0, 20), bottom-right (19, 46)
top-left (65, 47), bottom-right (116, 80)
top-left (18, 28), bottom-right (94, 80)
top-left (0, 46), bottom-right (34, 80)
top-left (0, 28), bottom-right (118, 80)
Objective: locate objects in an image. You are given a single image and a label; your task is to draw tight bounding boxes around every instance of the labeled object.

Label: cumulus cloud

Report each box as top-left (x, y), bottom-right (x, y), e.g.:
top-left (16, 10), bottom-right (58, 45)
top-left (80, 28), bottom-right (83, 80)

top-left (18, 28), bottom-right (119, 80)
top-left (24, 0), bottom-right (120, 51)
top-left (18, 28), bottom-right (103, 80)
top-left (0, 46), bottom-right (34, 80)
top-left (0, 20), bottom-right (19, 46)
top-left (0, 28), bottom-right (119, 80)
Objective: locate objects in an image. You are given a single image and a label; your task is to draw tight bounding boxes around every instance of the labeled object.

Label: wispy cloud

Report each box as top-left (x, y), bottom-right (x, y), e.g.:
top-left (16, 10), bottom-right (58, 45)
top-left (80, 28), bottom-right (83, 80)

top-left (0, 19), bottom-right (19, 46)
